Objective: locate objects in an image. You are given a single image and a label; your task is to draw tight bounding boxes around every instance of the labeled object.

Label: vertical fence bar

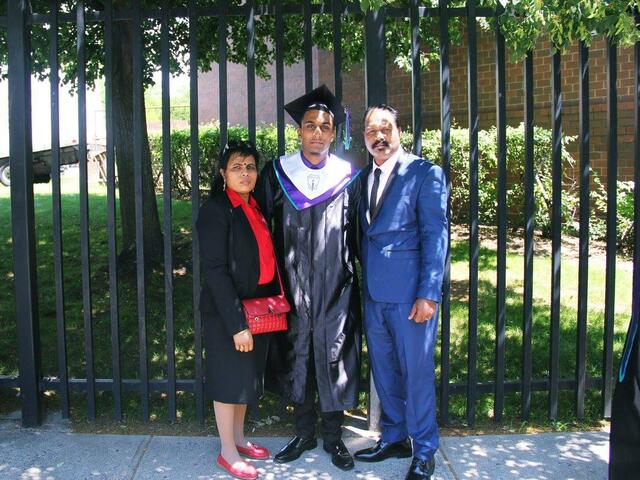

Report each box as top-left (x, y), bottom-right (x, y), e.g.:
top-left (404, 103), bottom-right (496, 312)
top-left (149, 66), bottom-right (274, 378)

top-left (438, 0), bottom-right (451, 426)
top-left (303, 0), bottom-right (313, 92)
top-left (104, 0), bottom-right (121, 422)
top-left (275, 0), bottom-right (285, 156)
top-left (364, 7), bottom-right (386, 430)
top-left (332, 0), bottom-right (343, 155)
top-left (466, 0), bottom-right (479, 426)
top-left (8, 0), bottom-right (41, 427)
top-left (161, 1), bottom-right (176, 422)
top-left (189, 0), bottom-right (204, 423)
top-left (49, 0), bottom-right (69, 419)
top-left (410, 0), bottom-right (422, 155)
top-left (77, 0), bottom-right (96, 420)
top-left (132, 0), bottom-right (149, 421)
top-left (549, 50), bottom-right (562, 421)
top-left (494, 6), bottom-right (507, 422)
top-left (246, 0), bottom-right (256, 144)
top-left (218, 1), bottom-right (228, 147)
top-left (364, 9), bottom-right (387, 105)
top-left (603, 39), bottom-right (617, 419)
top-left (635, 36), bottom-right (640, 328)
top-left (522, 51), bottom-right (534, 420)
top-left (576, 41), bottom-right (589, 419)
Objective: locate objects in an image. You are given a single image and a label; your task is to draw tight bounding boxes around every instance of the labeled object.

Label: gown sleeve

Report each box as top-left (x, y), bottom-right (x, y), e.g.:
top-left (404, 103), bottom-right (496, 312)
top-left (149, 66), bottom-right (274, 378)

top-left (347, 176), bottom-right (362, 262)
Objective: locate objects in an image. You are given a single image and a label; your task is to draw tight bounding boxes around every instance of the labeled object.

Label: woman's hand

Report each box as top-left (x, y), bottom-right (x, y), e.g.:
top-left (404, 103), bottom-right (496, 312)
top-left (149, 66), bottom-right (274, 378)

top-left (233, 329), bottom-right (254, 352)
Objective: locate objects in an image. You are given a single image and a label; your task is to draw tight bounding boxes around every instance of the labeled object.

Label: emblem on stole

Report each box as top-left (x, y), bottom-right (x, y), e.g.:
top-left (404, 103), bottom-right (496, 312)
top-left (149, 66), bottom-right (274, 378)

top-left (307, 174), bottom-right (320, 191)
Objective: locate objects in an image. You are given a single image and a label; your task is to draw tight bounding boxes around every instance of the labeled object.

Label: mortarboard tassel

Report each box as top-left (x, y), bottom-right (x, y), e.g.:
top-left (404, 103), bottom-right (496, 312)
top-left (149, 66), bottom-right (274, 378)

top-left (343, 107), bottom-right (352, 151)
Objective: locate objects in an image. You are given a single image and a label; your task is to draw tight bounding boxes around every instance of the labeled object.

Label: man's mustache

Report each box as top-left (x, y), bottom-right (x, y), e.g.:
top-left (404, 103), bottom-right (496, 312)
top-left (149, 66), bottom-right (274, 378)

top-left (373, 140), bottom-right (390, 149)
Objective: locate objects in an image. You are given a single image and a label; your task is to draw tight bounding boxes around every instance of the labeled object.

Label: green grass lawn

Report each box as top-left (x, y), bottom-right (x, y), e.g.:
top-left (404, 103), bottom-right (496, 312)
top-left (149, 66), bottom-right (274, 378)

top-left (442, 240), bottom-right (631, 425)
top-left (0, 177), bottom-right (633, 431)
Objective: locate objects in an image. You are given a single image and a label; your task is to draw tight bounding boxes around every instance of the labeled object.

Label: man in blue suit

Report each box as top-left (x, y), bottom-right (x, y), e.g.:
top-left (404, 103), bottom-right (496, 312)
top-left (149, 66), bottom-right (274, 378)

top-left (354, 104), bottom-right (448, 480)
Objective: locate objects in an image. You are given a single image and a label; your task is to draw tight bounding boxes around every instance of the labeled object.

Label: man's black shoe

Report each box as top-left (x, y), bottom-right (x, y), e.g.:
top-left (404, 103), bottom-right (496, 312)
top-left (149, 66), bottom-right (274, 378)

top-left (323, 440), bottom-right (355, 471)
top-left (354, 438), bottom-right (413, 462)
top-left (273, 436), bottom-right (317, 463)
top-left (405, 456), bottom-right (435, 480)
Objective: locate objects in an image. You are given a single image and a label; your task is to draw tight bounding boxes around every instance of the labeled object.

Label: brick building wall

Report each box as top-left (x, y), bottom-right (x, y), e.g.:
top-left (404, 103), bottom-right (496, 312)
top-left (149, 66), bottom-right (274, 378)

top-left (198, 50), bottom-right (319, 127)
top-left (195, 29), bottom-right (635, 183)
top-left (321, 29), bottom-right (636, 182)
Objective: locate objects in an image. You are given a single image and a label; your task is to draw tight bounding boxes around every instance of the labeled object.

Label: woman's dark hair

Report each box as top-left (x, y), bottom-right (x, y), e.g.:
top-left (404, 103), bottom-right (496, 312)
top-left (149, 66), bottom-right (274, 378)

top-left (363, 103), bottom-right (401, 130)
top-left (210, 140), bottom-right (261, 195)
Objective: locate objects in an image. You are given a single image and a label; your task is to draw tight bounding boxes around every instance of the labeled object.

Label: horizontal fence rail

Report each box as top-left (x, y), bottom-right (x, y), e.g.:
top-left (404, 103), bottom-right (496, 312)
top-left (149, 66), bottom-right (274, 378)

top-left (0, 0), bottom-right (634, 427)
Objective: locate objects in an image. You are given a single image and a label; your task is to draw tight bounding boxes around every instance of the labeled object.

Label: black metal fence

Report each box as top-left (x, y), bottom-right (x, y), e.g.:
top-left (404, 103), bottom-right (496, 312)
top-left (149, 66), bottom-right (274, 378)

top-left (0, 0), bottom-right (636, 428)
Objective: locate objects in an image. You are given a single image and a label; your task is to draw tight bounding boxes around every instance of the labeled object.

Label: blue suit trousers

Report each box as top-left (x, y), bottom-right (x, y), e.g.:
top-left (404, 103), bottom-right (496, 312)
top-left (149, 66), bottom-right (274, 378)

top-left (364, 294), bottom-right (439, 460)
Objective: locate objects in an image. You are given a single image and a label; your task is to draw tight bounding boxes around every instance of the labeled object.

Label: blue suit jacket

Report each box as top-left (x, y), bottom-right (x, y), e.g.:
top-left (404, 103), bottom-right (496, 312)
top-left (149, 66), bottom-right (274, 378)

top-left (359, 151), bottom-right (449, 304)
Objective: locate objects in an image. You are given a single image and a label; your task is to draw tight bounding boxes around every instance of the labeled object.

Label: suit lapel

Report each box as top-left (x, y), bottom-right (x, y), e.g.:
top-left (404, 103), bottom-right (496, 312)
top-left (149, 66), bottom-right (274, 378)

top-left (360, 164), bottom-right (372, 227)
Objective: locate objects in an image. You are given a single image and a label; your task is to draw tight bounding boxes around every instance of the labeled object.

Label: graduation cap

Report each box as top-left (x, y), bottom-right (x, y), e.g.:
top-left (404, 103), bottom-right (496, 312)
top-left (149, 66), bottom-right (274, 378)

top-left (284, 84), bottom-right (346, 126)
top-left (284, 84), bottom-right (352, 150)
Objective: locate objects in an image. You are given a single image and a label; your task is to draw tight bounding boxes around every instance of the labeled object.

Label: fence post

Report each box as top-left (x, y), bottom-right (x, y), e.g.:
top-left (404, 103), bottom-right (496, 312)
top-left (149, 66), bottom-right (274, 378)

top-left (8, 0), bottom-right (42, 427)
top-left (364, 9), bottom-right (387, 105)
top-left (364, 7), bottom-right (386, 432)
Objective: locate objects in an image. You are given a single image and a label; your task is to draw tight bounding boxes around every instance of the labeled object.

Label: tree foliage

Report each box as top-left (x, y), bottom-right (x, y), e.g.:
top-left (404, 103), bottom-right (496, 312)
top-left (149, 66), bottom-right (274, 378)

top-left (0, 1), bottom-right (462, 87)
top-left (2, 1), bottom-right (638, 88)
top-left (359, 1), bottom-right (640, 64)
top-left (497, 0), bottom-right (640, 59)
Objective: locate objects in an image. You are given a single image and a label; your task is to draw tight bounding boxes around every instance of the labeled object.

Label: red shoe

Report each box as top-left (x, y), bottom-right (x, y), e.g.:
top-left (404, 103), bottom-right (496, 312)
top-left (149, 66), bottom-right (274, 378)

top-left (236, 442), bottom-right (270, 460)
top-left (216, 454), bottom-right (258, 480)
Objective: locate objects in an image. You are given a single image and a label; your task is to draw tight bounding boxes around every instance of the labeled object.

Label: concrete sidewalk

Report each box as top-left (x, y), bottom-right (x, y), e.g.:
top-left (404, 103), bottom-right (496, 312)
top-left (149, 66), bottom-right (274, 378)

top-left (0, 414), bottom-right (609, 479)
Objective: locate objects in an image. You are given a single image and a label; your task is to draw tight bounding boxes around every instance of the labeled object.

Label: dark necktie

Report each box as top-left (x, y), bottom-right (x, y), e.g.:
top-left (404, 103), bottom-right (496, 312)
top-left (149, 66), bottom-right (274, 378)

top-left (369, 167), bottom-right (382, 219)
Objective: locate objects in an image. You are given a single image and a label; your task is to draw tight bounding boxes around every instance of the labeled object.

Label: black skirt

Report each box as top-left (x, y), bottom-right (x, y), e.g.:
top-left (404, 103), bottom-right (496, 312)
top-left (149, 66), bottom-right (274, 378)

top-left (203, 280), bottom-right (279, 404)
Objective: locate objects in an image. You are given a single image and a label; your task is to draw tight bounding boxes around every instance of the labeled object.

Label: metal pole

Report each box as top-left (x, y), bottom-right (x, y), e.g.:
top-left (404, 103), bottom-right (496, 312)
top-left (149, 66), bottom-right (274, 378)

top-left (467, 0), bottom-right (479, 426)
top-left (364, 6), bottom-right (386, 432)
top-left (364, 9), bottom-right (387, 106)
top-left (8, 0), bottom-right (42, 427)
top-left (439, 0), bottom-right (451, 426)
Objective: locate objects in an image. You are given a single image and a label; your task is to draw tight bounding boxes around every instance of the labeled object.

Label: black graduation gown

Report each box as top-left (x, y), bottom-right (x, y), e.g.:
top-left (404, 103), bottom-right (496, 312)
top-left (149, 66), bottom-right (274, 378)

top-left (609, 303), bottom-right (640, 478)
top-left (255, 159), bottom-right (362, 412)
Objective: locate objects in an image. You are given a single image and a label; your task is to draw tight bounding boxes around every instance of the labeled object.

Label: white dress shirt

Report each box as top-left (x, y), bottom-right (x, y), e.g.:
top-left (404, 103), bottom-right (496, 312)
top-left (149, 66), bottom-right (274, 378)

top-left (367, 149), bottom-right (401, 222)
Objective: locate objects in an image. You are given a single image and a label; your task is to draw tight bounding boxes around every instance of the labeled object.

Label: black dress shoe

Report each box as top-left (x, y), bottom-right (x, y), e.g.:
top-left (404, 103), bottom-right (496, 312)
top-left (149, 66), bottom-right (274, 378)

top-left (323, 440), bottom-right (355, 471)
top-left (274, 435), bottom-right (317, 463)
top-left (405, 456), bottom-right (435, 480)
top-left (354, 438), bottom-right (413, 462)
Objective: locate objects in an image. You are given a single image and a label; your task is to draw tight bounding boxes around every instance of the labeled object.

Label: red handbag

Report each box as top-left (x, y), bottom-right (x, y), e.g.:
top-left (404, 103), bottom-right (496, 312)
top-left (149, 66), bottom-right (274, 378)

top-left (241, 266), bottom-right (290, 335)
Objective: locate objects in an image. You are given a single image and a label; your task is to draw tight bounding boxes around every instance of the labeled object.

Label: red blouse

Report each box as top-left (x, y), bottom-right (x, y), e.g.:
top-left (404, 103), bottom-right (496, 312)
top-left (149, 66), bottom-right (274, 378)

top-left (226, 189), bottom-right (276, 285)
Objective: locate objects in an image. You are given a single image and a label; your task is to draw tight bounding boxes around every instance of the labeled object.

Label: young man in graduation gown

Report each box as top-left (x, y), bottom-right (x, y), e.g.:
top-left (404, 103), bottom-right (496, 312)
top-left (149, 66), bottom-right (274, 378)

top-left (354, 104), bottom-right (448, 480)
top-left (254, 85), bottom-right (361, 471)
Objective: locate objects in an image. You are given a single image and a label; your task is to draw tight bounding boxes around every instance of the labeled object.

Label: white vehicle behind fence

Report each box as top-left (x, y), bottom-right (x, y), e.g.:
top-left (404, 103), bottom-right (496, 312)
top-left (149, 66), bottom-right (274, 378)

top-left (0, 145), bottom-right (80, 187)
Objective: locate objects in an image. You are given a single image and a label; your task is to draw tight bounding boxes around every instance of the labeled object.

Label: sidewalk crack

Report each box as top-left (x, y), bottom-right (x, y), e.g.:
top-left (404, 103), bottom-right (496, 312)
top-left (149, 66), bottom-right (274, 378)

top-left (129, 435), bottom-right (153, 480)
top-left (439, 444), bottom-right (460, 480)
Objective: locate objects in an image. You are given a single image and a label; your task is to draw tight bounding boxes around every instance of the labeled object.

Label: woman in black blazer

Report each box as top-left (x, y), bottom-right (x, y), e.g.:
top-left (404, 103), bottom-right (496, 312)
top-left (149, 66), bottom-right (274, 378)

top-left (196, 141), bottom-right (279, 480)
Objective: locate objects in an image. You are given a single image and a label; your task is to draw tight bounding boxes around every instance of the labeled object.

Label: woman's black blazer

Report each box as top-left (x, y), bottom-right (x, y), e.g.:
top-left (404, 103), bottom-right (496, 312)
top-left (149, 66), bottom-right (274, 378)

top-left (196, 191), bottom-right (265, 336)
